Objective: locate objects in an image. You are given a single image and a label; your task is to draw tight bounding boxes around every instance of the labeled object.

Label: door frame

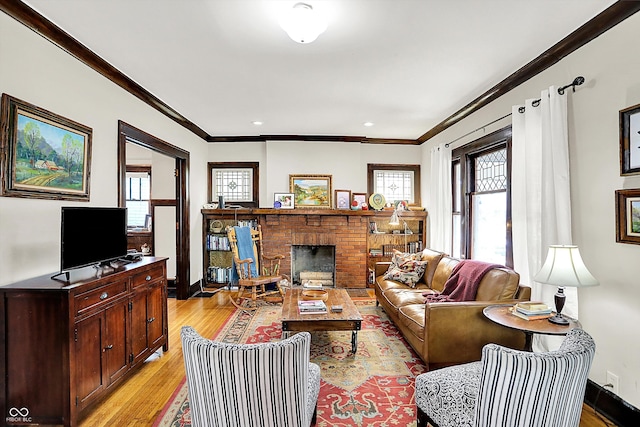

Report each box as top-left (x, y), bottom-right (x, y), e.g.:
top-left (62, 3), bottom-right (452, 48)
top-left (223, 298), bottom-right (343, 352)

top-left (118, 120), bottom-right (191, 300)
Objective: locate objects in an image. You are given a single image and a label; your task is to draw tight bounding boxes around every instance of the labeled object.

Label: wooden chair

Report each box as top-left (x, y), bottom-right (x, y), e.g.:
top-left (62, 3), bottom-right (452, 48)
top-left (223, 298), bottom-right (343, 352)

top-left (227, 225), bottom-right (285, 310)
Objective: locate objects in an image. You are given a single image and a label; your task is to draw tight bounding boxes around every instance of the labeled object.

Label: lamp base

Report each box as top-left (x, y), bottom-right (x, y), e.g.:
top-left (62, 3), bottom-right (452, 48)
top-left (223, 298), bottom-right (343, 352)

top-left (548, 314), bottom-right (570, 325)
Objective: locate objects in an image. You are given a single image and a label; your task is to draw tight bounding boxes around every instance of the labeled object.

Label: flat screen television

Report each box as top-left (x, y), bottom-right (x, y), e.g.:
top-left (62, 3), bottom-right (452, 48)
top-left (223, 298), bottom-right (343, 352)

top-left (59, 206), bottom-right (128, 274)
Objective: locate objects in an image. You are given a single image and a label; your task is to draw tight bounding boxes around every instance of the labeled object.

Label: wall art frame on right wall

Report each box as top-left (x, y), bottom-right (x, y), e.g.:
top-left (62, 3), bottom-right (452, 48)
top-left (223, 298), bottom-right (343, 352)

top-left (620, 103), bottom-right (640, 176)
top-left (616, 189), bottom-right (640, 245)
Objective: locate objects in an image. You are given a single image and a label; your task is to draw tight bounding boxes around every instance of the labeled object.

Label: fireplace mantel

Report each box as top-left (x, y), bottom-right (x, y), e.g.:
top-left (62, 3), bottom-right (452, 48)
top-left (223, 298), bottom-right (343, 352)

top-left (201, 208), bottom-right (427, 288)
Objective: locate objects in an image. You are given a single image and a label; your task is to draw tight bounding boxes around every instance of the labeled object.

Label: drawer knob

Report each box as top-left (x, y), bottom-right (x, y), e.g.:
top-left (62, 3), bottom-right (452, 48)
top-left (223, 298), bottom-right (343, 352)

top-left (148, 317), bottom-right (156, 323)
top-left (103, 344), bottom-right (113, 351)
top-left (99, 292), bottom-right (108, 300)
top-left (145, 275), bottom-right (152, 281)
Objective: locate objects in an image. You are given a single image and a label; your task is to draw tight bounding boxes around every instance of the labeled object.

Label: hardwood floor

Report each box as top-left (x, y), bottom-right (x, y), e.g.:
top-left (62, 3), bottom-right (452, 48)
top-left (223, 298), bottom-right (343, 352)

top-left (77, 291), bottom-right (617, 426)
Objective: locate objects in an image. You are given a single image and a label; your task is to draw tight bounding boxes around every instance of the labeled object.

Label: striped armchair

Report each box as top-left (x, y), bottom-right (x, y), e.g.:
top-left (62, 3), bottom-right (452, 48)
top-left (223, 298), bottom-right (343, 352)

top-left (415, 328), bottom-right (595, 427)
top-left (181, 326), bottom-right (321, 427)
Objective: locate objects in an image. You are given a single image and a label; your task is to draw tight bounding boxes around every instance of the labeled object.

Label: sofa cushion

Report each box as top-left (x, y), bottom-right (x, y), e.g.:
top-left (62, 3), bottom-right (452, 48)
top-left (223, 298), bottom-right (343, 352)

top-left (376, 277), bottom-right (430, 293)
top-left (383, 251), bottom-right (428, 287)
top-left (431, 256), bottom-right (461, 292)
top-left (419, 248), bottom-right (446, 287)
top-left (383, 289), bottom-right (435, 310)
top-left (397, 304), bottom-right (427, 346)
top-left (475, 268), bottom-right (520, 301)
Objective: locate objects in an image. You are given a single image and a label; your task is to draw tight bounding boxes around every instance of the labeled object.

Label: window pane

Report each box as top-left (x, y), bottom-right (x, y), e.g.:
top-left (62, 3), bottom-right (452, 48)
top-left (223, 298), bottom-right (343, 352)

top-left (373, 170), bottom-right (414, 203)
top-left (126, 200), bottom-right (149, 228)
top-left (452, 161), bottom-right (461, 212)
top-left (471, 191), bottom-right (506, 264)
top-left (452, 213), bottom-right (462, 258)
top-left (474, 149), bottom-right (506, 192)
top-left (213, 169), bottom-right (252, 202)
top-left (130, 177), bottom-right (141, 200)
top-left (140, 177), bottom-right (150, 199)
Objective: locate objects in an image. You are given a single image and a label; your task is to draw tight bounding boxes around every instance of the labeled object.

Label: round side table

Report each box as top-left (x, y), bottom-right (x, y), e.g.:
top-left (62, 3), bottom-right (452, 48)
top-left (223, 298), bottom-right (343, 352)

top-left (483, 304), bottom-right (582, 351)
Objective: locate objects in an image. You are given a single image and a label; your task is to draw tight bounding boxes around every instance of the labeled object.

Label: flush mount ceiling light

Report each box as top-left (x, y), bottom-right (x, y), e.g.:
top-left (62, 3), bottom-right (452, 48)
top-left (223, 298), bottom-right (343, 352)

top-left (279, 2), bottom-right (327, 44)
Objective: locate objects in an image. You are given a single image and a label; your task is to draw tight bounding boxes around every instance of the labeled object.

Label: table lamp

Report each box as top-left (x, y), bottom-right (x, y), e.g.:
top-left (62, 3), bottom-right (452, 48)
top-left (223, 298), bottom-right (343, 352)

top-left (533, 245), bottom-right (599, 325)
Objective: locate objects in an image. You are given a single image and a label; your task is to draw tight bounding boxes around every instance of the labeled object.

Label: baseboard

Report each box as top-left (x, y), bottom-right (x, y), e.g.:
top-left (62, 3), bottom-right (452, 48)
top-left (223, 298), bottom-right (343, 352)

top-left (584, 379), bottom-right (640, 426)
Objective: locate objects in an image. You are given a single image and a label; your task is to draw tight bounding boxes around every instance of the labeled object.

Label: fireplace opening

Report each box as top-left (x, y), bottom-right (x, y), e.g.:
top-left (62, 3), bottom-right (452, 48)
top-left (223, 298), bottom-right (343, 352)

top-left (291, 245), bottom-right (335, 286)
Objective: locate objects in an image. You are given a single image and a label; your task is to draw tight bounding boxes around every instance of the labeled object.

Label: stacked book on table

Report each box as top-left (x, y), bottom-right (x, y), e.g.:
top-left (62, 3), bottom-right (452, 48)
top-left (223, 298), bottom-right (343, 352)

top-left (510, 301), bottom-right (553, 321)
top-left (298, 300), bottom-right (328, 315)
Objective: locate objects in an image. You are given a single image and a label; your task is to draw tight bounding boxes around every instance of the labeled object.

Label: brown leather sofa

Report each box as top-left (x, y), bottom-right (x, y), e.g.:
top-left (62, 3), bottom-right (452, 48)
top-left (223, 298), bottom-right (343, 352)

top-left (374, 248), bottom-right (531, 370)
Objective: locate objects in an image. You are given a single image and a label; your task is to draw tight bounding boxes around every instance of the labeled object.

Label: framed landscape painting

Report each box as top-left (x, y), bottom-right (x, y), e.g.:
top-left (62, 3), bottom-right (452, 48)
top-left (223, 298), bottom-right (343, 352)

top-left (0, 94), bottom-right (92, 200)
top-left (616, 189), bottom-right (640, 245)
top-left (289, 174), bottom-right (332, 209)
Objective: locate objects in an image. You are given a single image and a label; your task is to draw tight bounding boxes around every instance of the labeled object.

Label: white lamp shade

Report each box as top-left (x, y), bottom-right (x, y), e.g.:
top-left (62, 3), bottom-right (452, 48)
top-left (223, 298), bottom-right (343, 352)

top-left (533, 245), bottom-right (599, 287)
top-left (279, 3), bottom-right (327, 44)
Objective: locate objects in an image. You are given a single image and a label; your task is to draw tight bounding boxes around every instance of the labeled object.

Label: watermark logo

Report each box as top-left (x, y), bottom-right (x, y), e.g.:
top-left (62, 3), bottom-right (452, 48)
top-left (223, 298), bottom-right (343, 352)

top-left (6, 407), bottom-right (32, 423)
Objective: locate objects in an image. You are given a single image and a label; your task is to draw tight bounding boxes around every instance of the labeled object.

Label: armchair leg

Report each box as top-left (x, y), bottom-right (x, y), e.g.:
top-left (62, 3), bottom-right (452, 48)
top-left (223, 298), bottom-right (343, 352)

top-left (417, 406), bottom-right (439, 427)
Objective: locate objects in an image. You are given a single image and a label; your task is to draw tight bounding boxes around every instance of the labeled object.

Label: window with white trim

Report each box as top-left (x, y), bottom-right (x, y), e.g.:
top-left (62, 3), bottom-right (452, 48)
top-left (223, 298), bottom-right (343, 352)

top-left (125, 166), bottom-right (151, 228)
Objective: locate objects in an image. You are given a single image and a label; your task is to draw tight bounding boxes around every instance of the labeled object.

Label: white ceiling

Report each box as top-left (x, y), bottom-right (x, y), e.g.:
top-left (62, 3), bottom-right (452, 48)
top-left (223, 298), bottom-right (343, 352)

top-left (23, 0), bottom-right (616, 141)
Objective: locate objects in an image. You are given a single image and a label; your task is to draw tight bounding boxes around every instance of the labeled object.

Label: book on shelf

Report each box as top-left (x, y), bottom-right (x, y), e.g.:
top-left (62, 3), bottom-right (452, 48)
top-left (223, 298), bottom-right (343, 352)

top-left (298, 300), bottom-right (327, 314)
top-left (509, 306), bottom-right (552, 321)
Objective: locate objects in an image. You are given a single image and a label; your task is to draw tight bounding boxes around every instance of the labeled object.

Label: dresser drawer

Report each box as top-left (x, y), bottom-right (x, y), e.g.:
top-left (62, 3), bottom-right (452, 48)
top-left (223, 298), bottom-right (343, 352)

top-left (132, 265), bottom-right (165, 288)
top-left (74, 280), bottom-right (127, 316)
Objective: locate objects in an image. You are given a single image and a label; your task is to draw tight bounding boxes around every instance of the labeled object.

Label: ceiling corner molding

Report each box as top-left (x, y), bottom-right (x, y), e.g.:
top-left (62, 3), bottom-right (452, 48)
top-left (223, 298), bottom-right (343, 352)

top-left (1, 0), bottom-right (209, 140)
top-left (417, 1), bottom-right (640, 144)
top-left (206, 135), bottom-right (419, 145)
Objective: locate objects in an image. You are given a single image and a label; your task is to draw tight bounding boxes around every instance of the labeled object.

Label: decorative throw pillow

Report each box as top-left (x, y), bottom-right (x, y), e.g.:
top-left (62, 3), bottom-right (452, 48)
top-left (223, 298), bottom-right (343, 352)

top-left (383, 251), bottom-right (428, 287)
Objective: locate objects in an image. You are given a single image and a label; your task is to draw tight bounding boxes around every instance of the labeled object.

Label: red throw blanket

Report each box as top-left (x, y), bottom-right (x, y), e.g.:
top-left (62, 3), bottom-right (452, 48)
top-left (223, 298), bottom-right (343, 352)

top-left (425, 260), bottom-right (503, 302)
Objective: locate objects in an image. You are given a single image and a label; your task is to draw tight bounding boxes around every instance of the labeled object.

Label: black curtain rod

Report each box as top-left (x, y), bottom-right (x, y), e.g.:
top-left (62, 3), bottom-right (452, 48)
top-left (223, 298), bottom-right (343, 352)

top-left (444, 76), bottom-right (585, 147)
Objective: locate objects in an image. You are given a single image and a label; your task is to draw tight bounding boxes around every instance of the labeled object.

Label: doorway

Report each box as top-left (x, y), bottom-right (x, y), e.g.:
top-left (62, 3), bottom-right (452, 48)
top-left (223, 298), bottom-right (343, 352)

top-left (118, 121), bottom-right (192, 300)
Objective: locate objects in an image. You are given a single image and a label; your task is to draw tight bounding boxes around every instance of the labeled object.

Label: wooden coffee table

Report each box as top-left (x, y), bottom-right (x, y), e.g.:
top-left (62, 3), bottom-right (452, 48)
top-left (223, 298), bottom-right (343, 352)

top-left (281, 288), bottom-right (363, 353)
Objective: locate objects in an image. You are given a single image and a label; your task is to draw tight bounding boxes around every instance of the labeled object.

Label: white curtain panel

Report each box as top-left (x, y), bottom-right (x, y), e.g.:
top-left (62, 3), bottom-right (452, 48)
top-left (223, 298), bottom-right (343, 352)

top-left (429, 143), bottom-right (452, 253)
top-left (512, 87), bottom-right (576, 351)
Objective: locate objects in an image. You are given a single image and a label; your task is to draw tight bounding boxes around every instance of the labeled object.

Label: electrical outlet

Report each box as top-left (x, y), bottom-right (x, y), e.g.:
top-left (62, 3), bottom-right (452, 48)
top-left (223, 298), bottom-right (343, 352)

top-left (606, 371), bottom-right (619, 394)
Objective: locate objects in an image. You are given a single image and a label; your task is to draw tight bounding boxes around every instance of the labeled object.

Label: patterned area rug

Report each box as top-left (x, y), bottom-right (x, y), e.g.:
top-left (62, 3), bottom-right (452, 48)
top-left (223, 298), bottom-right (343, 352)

top-left (154, 300), bottom-right (427, 427)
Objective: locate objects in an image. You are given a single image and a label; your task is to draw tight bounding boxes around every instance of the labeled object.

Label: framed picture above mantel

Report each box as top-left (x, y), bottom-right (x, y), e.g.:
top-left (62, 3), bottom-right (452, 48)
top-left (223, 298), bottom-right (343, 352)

top-left (289, 174), bottom-right (332, 209)
top-left (0, 93), bottom-right (92, 200)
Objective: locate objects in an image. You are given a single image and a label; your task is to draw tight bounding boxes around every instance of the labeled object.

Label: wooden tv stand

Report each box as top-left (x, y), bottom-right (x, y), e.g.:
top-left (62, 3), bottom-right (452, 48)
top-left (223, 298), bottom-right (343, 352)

top-left (0, 257), bottom-right (168, 427)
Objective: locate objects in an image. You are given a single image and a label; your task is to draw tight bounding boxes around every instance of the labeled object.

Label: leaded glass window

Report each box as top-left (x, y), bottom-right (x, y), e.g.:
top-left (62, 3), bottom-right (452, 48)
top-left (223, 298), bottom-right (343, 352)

top-left (373, 169), bottom-right (414, 204)
top-left (212, 168), bottom-right (253, 202)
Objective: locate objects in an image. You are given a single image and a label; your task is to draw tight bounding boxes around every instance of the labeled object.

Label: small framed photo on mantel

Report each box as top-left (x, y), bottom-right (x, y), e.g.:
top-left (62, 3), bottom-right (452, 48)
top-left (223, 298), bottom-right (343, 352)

top-left (274, 192), bottom-right (294, 209)
top-left (334, 189), bottom-right (351, 210)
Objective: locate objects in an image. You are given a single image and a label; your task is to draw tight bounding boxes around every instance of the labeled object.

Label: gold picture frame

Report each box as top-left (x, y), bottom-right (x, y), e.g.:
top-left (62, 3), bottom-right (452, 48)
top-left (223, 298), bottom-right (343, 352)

top-left (289, 174), bottom-right (332, 209)
top-left (616, 189), bottom-right (640, 245)
top-left (1, 93), bottom-right (92, 200)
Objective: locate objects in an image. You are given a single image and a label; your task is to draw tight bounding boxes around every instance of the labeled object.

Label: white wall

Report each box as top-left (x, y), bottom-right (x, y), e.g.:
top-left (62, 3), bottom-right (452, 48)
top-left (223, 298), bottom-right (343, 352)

top-left (0, 12), bottom-right (207, 285)
top-left (422, 13), bottom-right (640, 407)
top-left (208, 140), bottom-right (422, 207)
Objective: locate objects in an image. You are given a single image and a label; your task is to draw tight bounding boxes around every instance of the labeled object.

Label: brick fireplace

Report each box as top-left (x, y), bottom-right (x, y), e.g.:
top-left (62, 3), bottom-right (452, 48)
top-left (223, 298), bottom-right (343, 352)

top-left (261, 213), bottom-right (368, 288)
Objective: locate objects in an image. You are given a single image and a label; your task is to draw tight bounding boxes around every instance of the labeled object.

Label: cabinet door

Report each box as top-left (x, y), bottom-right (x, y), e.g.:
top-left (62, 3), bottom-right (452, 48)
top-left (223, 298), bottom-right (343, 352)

top-left (104, 300), bottom-right (129, 385)
top-left (75, 312), bottom-right (105, 410)
top-left (147, 281), bottom-right (165, 349)
top-left (130, 290), bottom-right (149, 365)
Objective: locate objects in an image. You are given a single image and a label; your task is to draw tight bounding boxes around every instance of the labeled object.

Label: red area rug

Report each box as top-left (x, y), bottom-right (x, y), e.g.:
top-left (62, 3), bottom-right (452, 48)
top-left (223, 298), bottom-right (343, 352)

top-left (154, 300), bottom-right (426, 427)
